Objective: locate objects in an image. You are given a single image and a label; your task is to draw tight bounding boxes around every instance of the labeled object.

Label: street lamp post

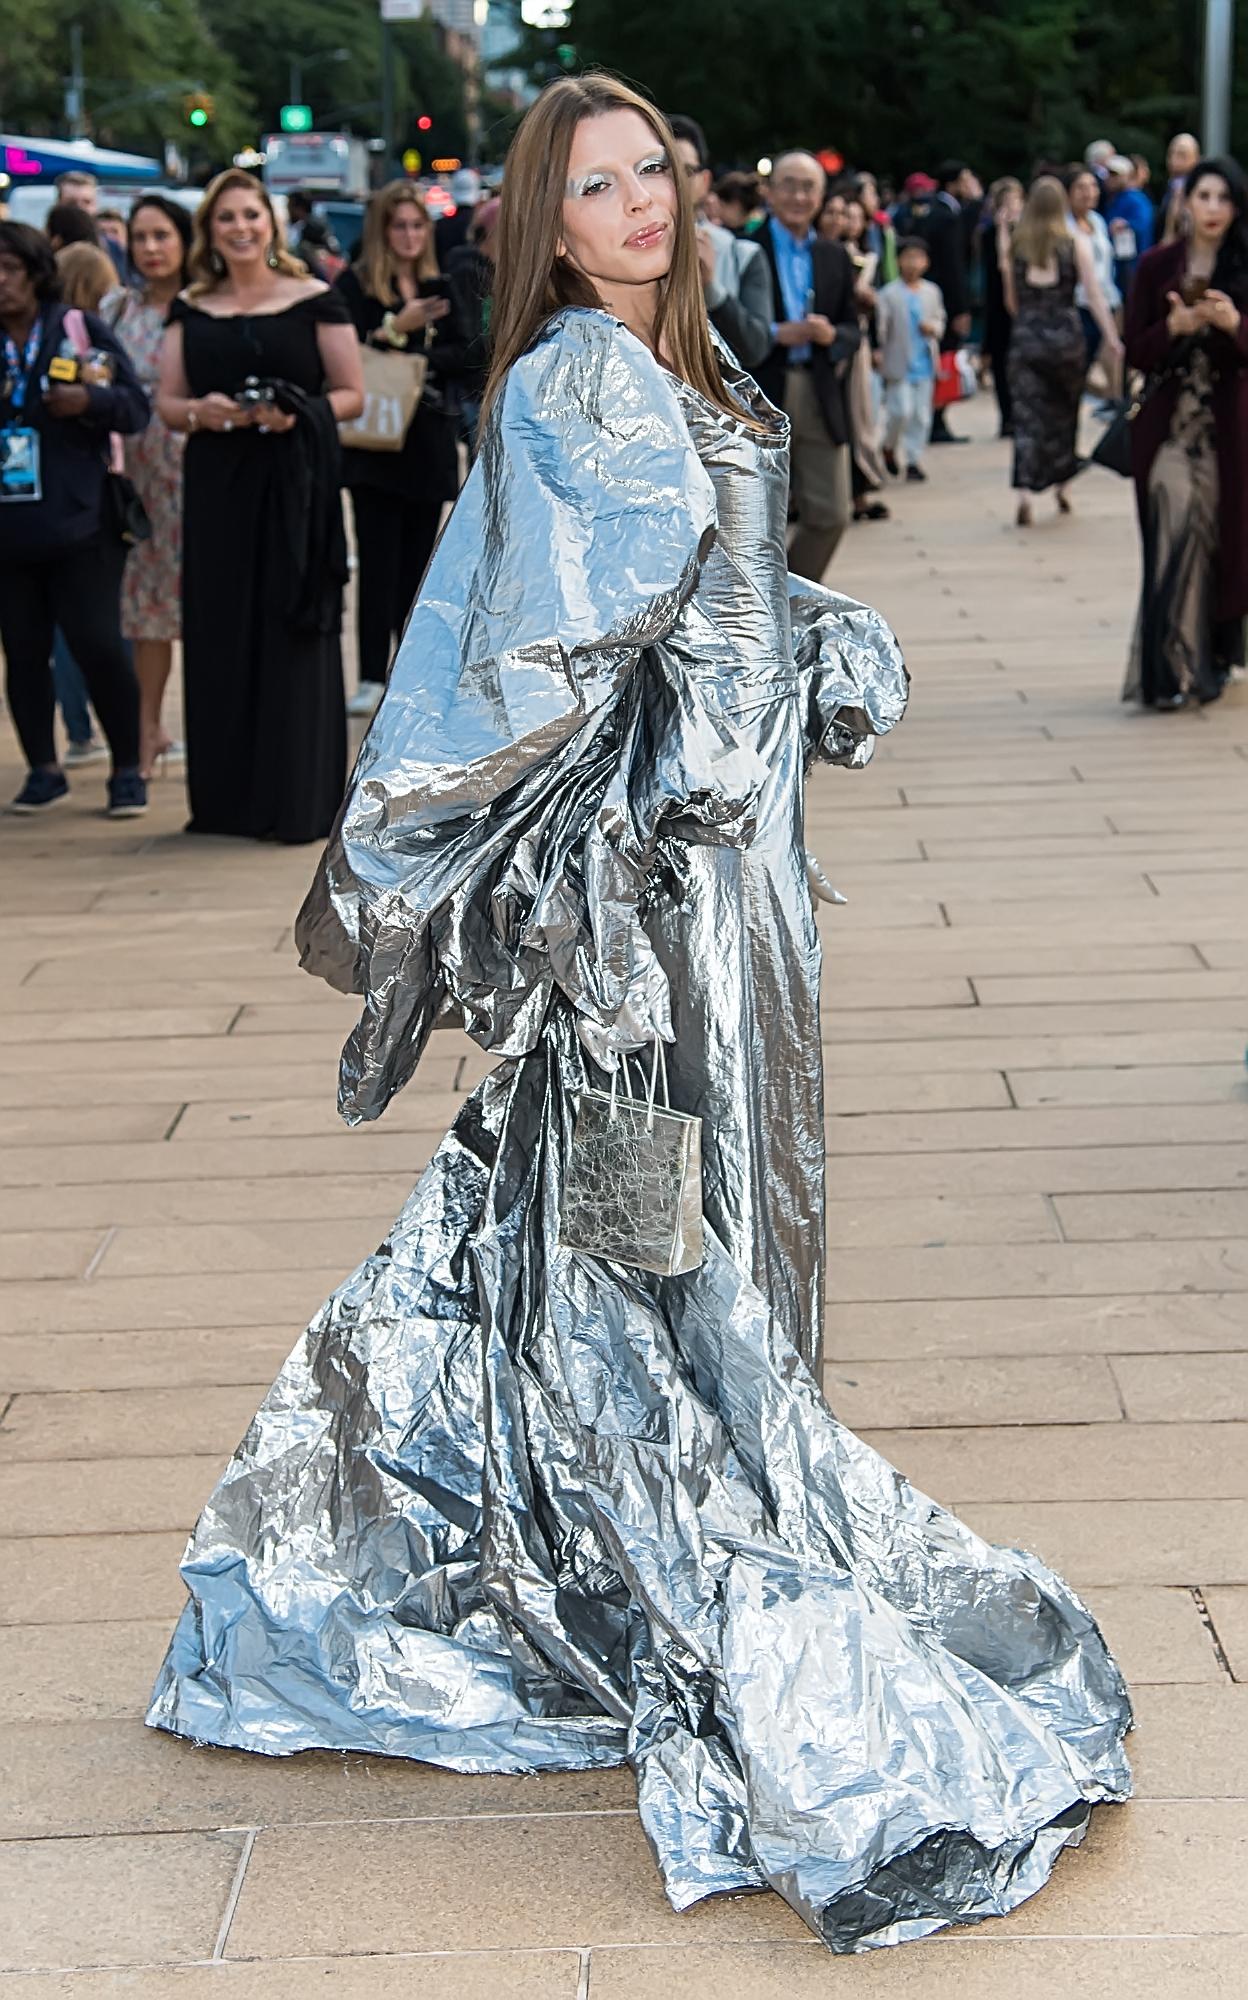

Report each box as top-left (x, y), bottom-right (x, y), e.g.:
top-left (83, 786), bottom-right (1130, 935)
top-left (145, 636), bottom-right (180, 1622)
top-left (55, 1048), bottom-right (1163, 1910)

top-left (1203, 0), bottom-right (1235, 156)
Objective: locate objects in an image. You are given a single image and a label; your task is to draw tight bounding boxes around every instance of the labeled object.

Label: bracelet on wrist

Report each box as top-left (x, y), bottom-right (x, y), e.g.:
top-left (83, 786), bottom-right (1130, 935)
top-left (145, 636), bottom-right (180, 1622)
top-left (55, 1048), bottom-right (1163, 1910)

top-left (186, 402), bottom-right (199, 432)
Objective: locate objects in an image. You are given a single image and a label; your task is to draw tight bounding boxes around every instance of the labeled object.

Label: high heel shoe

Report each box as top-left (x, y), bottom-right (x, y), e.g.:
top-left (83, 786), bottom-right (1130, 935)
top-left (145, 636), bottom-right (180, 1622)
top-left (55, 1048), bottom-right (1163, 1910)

top-left (1015, 499), bottom-right (1033, 528)
top-left (1056, 490), bottom-right (1072, 515)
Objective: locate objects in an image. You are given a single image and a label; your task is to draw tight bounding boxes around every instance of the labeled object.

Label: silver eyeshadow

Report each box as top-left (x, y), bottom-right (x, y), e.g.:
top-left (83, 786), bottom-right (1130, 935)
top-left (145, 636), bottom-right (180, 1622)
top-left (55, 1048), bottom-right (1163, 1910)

top-left (565, 151), bottom-right (672, 200)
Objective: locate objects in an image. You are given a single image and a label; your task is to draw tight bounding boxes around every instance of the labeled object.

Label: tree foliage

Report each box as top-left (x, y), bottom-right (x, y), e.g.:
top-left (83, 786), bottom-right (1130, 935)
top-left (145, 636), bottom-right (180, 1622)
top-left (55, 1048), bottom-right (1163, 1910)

top-left (567, 0), bottom-right (1231, 179)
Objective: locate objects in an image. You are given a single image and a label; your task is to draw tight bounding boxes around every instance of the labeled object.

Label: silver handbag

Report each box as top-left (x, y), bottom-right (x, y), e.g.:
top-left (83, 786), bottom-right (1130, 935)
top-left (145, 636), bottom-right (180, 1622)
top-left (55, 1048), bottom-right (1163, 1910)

top-left (559, 1041), bottom-right (704, 1276)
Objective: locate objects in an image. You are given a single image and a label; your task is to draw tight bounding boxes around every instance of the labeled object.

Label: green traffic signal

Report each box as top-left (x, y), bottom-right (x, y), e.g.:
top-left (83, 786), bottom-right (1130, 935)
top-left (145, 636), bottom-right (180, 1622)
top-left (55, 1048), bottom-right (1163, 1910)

top-left (189, 107), bottom-right (208, 127)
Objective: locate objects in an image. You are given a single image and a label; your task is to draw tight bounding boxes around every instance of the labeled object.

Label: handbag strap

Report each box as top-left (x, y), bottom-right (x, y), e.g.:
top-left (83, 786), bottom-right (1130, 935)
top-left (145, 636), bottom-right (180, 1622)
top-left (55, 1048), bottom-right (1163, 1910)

top-left (608, 1038), bottom-right (670, 1132)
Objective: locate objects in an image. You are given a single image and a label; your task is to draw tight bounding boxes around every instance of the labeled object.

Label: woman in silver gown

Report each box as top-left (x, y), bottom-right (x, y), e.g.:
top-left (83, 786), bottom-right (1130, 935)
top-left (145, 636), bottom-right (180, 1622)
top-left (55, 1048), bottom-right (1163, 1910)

top-left (148, 77), bottom-right (1132, 1952)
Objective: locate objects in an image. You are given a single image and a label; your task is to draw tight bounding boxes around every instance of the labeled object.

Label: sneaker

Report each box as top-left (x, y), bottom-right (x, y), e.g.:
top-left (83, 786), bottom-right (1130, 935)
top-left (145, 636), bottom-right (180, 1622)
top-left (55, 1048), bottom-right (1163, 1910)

top-left (7, 769), bottom-right (69, 814)
top-left (106, 769), bottom-right (148, 818)
top-left (347, 683), bottom-right (384, 718)
top-left (906, 464), bottom-right (928, 483)
top-left (64, 736), bottom-right (109, 767)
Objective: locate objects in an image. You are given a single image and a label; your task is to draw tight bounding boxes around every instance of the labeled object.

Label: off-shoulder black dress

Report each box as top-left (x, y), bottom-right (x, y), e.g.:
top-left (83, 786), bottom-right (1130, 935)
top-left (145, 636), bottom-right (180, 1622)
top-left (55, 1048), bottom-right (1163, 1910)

top-left (171, 289), bottom-right (349, 843)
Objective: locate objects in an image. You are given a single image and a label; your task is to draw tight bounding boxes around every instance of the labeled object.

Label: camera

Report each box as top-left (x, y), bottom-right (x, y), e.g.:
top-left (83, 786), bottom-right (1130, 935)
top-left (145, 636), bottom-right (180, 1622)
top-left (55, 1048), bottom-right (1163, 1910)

top-left (236, 375), bottom-right (278, 410)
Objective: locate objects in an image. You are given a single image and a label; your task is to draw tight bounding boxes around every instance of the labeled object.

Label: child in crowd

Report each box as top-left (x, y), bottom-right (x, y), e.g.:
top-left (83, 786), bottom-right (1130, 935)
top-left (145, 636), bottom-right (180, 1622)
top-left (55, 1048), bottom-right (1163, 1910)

top-left (875, 237), bottom-right (945, 482)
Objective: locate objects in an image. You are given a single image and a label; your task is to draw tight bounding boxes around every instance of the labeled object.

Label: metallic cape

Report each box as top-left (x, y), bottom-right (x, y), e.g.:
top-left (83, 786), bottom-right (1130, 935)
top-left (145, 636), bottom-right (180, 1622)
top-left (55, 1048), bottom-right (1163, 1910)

top-left (148, 310), bottom-right (1131, 1951)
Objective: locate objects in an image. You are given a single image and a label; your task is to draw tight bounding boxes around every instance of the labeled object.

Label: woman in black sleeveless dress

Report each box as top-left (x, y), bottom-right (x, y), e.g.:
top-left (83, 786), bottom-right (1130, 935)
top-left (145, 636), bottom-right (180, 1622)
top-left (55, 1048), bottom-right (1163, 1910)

top-left (157, 171), bottom-right (363, 842)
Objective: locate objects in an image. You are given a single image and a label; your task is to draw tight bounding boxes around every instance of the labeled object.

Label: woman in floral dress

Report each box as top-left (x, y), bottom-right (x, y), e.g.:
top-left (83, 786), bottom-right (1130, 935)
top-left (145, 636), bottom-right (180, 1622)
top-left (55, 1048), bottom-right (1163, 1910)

top-left (111, 197), bottom-right (191, 776)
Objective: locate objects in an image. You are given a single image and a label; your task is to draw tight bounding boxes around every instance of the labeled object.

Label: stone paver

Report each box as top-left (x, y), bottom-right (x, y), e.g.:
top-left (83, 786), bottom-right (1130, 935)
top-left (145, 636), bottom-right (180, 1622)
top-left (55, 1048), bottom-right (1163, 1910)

top-left (2, 395), bottom-right (1244, 1986)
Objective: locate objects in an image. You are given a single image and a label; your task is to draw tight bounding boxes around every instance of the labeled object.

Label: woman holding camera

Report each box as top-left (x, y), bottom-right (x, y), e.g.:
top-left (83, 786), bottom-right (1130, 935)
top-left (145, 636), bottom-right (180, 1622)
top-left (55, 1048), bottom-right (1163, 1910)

top-left (336, 183), bottom-right (468, 717)
top-left (1123, 156), bottom-right (1248, 709)
top-left (156, 169), bottom-right (362, 842)
top-left (0, 220), bottom-right (149, 817)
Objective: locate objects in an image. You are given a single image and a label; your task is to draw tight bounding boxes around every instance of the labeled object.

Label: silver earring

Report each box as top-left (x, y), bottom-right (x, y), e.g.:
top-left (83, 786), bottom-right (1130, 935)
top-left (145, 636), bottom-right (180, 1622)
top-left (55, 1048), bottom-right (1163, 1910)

top-left (210, 249), bottom-right (225, 276)
top-left (268, 248), bottom-right (280, 269)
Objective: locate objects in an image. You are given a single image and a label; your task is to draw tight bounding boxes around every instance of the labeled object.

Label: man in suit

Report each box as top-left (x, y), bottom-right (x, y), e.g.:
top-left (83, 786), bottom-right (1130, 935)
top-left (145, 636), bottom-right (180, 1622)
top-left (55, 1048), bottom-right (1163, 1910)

top-left (752, 150), bottom-right (861, 579)
top-left (909, 160), bottom-right (978, 442)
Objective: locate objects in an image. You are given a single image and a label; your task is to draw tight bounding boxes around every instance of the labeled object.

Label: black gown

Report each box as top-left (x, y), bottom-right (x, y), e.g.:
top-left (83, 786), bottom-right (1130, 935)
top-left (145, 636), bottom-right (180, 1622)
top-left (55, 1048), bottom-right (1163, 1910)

top-left (173, 290), bottom-right (349, 843)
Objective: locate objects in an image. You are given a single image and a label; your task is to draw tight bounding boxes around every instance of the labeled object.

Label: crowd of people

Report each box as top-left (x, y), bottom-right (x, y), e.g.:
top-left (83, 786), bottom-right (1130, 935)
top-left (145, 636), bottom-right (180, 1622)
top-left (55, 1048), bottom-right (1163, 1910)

top-left (1, 119), bottom-right (1245, 834)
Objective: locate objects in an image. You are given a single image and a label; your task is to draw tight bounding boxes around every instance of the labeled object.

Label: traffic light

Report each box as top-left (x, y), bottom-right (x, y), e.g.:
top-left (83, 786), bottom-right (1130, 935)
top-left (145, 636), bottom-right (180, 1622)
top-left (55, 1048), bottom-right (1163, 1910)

top-left (280, 104), bottom-right (314, 133)
top-left (417, 114), bottom-right (432, 132)
top-left (557, 43), bottom-right (576, 69)
top-left (184, 92), bottom-right (214, 128)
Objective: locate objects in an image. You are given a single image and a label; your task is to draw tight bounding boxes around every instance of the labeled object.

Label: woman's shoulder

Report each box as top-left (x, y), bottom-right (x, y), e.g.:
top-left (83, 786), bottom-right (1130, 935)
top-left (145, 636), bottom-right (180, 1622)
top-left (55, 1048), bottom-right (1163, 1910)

top-left (1136, 239), bottom-right (1185, 282)
top-left (513, 307), bottom-right (666, 399)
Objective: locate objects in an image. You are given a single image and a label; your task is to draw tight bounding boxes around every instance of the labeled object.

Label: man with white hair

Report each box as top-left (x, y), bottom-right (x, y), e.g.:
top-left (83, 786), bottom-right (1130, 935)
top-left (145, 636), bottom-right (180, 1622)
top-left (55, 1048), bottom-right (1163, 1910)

top-left (751, 149), bottom-right (861, 579)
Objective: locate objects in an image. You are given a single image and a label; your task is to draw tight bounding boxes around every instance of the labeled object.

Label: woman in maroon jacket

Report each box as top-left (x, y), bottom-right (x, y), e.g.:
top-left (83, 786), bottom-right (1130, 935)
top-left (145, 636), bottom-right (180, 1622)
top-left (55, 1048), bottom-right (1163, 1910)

top-left (1124, 157), bottom-right (1248, 707)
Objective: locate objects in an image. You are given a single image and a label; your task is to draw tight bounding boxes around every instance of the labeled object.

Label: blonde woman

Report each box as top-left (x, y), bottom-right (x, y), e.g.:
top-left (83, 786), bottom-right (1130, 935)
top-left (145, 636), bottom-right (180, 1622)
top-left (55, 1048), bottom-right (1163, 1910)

top-left (336, 181), bottom-right (467, 716)
top-left (148, 76), bottom-right (1130, 1952)
top-left (156, 169), bottom-right (362, 840)
top-left (53, 241), bottom-right (117, 312)
top-left (1005, 174), bottom-right (1121, 523)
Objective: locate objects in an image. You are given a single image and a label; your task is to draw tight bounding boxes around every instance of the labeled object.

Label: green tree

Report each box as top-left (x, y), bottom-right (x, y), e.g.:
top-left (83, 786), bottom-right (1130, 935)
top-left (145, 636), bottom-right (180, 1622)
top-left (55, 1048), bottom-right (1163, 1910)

top-left (566, 0), bottom-right (1234, 178)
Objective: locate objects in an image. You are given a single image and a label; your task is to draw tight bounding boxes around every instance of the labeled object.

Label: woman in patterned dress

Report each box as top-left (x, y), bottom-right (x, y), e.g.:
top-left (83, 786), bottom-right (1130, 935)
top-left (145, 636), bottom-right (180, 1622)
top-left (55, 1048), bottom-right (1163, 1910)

top-left (111, 197), bottom-right (191, 776)
top-left (1004, 176), bottom-right (1121, 526)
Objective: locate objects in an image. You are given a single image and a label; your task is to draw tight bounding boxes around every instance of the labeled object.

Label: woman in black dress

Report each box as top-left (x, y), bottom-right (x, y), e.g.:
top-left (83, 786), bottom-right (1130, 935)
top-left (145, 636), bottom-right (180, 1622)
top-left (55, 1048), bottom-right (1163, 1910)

top-left (156, 170), bottom-right (363, 842)
top-left (982, 177), bottom-right (1022, 436)
top-left (1004, 176), bottom-right (1120, 526)
top-left (337, 183), bottom-right (468, 718)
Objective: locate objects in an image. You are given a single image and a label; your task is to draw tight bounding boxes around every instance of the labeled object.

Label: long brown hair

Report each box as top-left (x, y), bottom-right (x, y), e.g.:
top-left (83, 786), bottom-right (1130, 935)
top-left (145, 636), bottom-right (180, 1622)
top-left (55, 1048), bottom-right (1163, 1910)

top-left (482, 72), bottom-right (742, 429)
top-left (186, 170), bottom-right (307, 298)
top-left (1012, 175), bottom-right (1072, 269)
top-left (355, 182), bottom-right (440, 303)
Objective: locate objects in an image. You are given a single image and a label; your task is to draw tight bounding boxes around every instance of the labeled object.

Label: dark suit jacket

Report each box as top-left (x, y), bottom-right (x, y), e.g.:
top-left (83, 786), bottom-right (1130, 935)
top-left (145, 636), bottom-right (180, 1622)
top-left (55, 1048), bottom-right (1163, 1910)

top-left (1125, 239), bottom-right (1248, 623)
top-left (751, 224), bottom-right (860, 445)
top-left (911, 193), bottom-right (970, 333)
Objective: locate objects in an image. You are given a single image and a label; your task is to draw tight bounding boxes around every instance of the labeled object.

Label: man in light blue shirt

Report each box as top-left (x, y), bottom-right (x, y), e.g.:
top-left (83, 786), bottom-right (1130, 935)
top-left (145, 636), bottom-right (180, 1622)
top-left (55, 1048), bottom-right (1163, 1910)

top-left (752, 151), bottom-right (861, 577)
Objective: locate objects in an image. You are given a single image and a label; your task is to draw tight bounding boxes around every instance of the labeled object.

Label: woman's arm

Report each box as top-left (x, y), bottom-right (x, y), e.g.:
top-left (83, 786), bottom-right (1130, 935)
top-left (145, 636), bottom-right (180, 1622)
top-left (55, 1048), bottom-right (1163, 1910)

top-left (1073, 236), bottom-right (1123, 356)
top-left (316, 318), bottom-right (364, 422)
top-left (998, 230), bottom-right (1017, 317)
top-left (155, 319), bottom-right (245, 433)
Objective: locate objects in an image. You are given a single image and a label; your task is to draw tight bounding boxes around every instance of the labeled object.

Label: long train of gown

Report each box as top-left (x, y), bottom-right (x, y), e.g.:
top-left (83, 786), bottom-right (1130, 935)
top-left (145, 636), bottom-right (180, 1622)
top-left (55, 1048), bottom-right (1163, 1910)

top-left (147, 311), bottom-right (1132, 1952)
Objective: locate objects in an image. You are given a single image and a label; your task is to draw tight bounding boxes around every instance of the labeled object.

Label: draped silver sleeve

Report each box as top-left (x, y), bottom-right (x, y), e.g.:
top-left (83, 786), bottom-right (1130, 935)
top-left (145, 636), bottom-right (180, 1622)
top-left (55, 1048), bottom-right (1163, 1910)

top-left (295, 314), bottom-right (742, 1117)
top-left (788, 576), bottom-right (910, 768)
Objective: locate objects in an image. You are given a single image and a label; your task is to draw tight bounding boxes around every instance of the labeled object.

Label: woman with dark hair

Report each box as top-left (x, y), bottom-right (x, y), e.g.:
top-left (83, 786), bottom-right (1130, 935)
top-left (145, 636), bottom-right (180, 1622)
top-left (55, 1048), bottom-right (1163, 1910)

top-left (840, 195), bottom-right (890, 520)
top-left (335, 181), bottom-right (465, 718)
top-left (1124, 155), bottom-right (1248, 707)
top-left (0, 219), bottom-right (149, 815)
top-left (155, 169), bottom-right (363, 840)
top-left (148, 74), bottom-right (1131, 1956)
top-left (983, 177), bottom-right (1023, 436)
top-left (107, 194), bottom-right (193, 773)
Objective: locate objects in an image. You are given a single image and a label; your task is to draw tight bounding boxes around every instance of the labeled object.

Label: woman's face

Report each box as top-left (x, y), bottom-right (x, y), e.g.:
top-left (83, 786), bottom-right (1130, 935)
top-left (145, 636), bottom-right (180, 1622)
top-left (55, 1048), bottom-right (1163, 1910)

top-left (559, 108), bottom-right (678, 293)
top-left (817, 195), bottom-right (845, 240)
top-left (1189, 173), bottom-right (1234, 243)
top-left (1069, 173), bottom-right (1097, 218)
top-left (0, 249), bottom-right (36, 323)
top-left (386, 202), bottom-right (430, 264)
top-left (130, 206), bottom-right (184, 283)
top-left (997, 186), bottom-right (1023, 225)
top-left (857, 176), bottom-right (878, 215)
top-left (209, 186), bottom-right (274, 271)
top-left (844, 199), bottom-right (866, 243)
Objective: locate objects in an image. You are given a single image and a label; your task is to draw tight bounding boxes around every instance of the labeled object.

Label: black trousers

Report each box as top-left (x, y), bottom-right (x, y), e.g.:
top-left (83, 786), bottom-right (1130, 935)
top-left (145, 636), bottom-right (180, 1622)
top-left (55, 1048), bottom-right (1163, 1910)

top-left (350, 486), bottom-right (443, 688)
top-left (0, 536), bottom-right (139, 771)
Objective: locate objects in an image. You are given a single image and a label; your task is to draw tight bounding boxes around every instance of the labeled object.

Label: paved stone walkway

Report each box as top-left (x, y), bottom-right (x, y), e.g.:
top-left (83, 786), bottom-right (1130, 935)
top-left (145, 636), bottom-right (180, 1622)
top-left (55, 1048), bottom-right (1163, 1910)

top-left (1, 396), bottom-right (1246, 1995)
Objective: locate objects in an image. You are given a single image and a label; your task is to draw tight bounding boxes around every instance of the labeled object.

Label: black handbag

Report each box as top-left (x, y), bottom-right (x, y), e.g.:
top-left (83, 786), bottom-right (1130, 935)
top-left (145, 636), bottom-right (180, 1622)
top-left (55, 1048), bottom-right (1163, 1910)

top-left (103, 469), bottom-right (152, 545)
top-left (1089, 375), bottom-right (1160, 479)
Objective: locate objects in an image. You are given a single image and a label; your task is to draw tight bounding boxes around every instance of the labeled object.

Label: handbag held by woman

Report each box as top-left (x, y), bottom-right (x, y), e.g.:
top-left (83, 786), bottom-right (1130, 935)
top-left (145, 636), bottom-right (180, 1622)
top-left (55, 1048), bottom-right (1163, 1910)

top-left (559, 1039), bottom-right (704, 1276)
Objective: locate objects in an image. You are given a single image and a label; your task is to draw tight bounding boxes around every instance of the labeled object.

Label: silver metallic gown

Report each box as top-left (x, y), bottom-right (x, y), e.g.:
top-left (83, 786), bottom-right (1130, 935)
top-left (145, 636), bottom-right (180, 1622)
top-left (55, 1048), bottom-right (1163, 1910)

top-left (147, 310), bottom-right (1132, 1950)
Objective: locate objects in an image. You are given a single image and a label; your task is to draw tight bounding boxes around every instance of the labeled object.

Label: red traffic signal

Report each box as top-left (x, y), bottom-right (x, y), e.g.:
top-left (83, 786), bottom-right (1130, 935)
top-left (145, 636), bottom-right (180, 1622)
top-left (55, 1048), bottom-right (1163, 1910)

top-left (417, 115), bottom-right (432, 132)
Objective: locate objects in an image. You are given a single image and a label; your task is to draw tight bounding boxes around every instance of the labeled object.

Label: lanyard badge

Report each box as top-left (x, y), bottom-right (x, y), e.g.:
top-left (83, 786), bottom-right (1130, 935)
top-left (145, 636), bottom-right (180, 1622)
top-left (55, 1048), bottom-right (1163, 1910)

top-left (1, 318), bottom-right (44, 502)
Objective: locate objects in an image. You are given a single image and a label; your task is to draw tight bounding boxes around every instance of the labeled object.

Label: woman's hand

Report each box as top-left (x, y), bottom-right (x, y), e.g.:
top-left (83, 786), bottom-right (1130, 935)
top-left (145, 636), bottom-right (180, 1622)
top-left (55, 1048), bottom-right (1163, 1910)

top-left (195, 392), bottom-right (249, 432)
top-left (1199, 288), bottom-right (1241, 337)
top-left (1166, 291), bottom-right (1204, 338)
top-left (42, 382), bottom-right (90, 419)
top-left (253, 405), bottom-right (297, 434)
top-left (391, 294), bottom-right (452, 336)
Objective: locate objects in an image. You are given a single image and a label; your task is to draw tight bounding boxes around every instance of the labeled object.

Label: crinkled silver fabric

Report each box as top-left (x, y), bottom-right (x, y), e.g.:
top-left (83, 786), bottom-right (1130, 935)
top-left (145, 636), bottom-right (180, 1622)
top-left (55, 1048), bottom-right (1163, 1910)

top-left (147, 310), bottom-right (1132, 1951)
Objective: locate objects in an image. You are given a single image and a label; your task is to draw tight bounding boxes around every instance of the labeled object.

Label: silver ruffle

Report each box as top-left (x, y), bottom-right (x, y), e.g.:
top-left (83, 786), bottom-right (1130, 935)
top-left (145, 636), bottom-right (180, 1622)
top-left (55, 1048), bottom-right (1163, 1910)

top-left (148, 310), bottom-right (1131, 1951)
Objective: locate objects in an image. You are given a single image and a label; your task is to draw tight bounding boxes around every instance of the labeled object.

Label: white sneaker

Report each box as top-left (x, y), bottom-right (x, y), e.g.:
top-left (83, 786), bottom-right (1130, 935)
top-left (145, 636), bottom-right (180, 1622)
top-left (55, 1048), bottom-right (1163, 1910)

top-left (63, 737), bottom-right (109, 767)
top-left (347, 684), bottom-right (384, 718)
